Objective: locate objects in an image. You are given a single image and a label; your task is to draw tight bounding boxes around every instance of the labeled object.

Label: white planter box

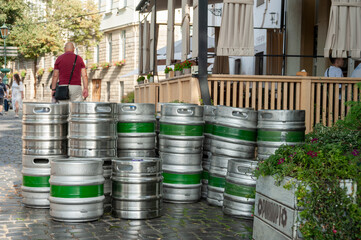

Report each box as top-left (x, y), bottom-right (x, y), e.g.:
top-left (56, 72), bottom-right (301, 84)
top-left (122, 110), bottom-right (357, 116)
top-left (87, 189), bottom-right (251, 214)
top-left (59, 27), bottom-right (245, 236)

top-left (253, 176), bottom-right (357, 240)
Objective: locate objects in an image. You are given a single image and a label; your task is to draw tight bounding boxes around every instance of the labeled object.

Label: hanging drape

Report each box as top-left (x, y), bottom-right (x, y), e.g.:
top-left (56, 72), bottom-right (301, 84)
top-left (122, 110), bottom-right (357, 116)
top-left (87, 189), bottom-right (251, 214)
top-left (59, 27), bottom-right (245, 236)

top-left (213, 27), bottom-right (230, 74)
top-left (150, 5), bottom-right (158, 73)
top-left (166, 0), bottom-right (175, 66)
top-left (181, 0), bottom-right (191, 61)
top-left (217, 0), bottom-right (254, 56)
top-left (324, 0), bottom-right (361, 58)
top-left (138, 22), bottom-right (143, 75)
top-left (142, 20), bottom-right (150, 74)
top-left (192, 0), bottom-right (199, 58)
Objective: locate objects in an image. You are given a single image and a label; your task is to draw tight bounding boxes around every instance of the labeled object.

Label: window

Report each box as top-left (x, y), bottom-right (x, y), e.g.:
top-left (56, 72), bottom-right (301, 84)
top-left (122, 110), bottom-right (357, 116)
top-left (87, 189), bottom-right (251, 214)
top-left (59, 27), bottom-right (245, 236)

top-left (119, 30), bottom-right (126, 60)
top-left (51, 56), bottom-right (56, 67)
top-left (40, 57), bottom-right (45, 68)
top-left (105, 0), bottom-right (112, 13)
top-left (41, 84), bottom-right (44, 100)
top-left (118, 0), bottom-right (127, 9)
top-left (94, 45), bottom-right (100, 63)
top-left (106, 82), bottom-right (111, 102)
top-left (98, 0), bottom-right (101, 11)
top-left (119, 81), bottom-right (124, 102)
top-left (107, 33), bottom-right (112, 62)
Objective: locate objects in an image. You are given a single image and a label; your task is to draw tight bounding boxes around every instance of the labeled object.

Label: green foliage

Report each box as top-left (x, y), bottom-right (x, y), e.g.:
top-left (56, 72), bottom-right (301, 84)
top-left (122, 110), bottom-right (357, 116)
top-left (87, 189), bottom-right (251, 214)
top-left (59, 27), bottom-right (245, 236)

top-left (174, 63), bottom-right (183, 71)
top-left (47, 67), bottom-right (53, 73)
top-left (182, 60), bottom-right (192, 69)
top-left (137, 76), bottom-right (145, 82)
top-left (169, 100), bottom-right (186, 103)
top-left (165, 67), bottom-right (173, 74)
top-left (90, 63), bottom-right (98, 71)
top-left (0, 0), bottom-right (24, 26)
top-left (255, 101), bottom-right (361, 240)
top-left (121, 91), bottom-right (134, 103)
top-left (101, 62), bottom-right (110, 69)
top-left (20, 69), bottom-right (26, 78)
top-left (147, 73), bottom-right (153, 80)
top-left (36, 68), bottom-right (44, 76)
top-left (114, 60), bottom-right (125, 67)
top-left (199, 98), bottom-right (214, 106)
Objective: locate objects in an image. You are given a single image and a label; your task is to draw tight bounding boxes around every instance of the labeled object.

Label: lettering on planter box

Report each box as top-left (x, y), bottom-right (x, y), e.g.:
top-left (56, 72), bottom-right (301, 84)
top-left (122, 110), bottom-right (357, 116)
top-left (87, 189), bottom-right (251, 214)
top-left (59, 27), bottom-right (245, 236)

top-left (257, 198), bottom-right (287, 228)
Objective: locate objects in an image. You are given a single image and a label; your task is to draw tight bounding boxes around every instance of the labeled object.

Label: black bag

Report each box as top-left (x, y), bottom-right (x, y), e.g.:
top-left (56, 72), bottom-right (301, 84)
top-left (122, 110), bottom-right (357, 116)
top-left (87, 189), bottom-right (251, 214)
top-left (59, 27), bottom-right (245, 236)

top-left (54, 55), bottom-right (78, 100)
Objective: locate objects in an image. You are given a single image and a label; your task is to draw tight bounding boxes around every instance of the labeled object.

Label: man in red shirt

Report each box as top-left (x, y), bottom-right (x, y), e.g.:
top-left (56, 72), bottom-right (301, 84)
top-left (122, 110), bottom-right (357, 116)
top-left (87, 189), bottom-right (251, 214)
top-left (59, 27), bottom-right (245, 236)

top-left (51, 42), bottom-right (89, 101)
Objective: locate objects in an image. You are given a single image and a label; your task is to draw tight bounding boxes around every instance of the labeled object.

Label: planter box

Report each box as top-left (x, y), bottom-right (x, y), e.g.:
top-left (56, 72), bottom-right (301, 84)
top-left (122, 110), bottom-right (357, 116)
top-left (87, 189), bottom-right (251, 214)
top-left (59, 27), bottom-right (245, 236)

top-left (166, 71), bottom-right (174, 79)
top-left (175, 71), bottom-right (182, 77)
top-left (183, 68), bottom-right (191, 75)
top-left (138, 81), bottom-right (144, 85)
top-left (253, 176), bottom-right (357, 240)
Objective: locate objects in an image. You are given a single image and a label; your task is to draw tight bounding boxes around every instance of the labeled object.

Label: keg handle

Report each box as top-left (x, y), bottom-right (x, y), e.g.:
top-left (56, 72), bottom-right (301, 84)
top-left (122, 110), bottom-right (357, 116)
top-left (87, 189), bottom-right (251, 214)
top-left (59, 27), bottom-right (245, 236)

top-left (33, 107), bottom-right (51, 114)
top-left (177, 108), bottom-right (194, 115)
top-left (95, 105), bottom-right (112, 113)
top-left (232, 111), bottom-right (248, 119)
top-left (261, 113), bottom-right (273, 119)
top-left (33, 158), bottom-right (50, 165)
top-left (116, 164), bottom-right (134, 172)
top-left (121, 105), bottom-right (137, 112)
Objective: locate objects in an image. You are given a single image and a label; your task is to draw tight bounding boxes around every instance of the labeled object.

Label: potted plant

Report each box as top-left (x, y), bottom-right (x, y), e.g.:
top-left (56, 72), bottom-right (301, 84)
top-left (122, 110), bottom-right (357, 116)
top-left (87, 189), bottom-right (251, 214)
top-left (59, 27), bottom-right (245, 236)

top-left (90, 63), bottom-right (98, 71)
top-left (137, 76), bottom-right (145, 85)
top-left (48, 67), bottom-right (54, 73)
top-left (165, 67), bottom-right (174, 79)
top-left (20, 69), bottom-right (26, 79)
top-left (36, 68), bottom-right (44, 77)
top-left (254, 111), bottom-right (361, 240)
top-left (101, 62), bottom-right (111, 69)
top-left (114, 60), bottom-right (125, 67)
top-left (147, 73), bottom-right (154, 83)
top-left (182, 60), bottom-right (192, 75)
top-left (174, 63), bottom-right (183, 77)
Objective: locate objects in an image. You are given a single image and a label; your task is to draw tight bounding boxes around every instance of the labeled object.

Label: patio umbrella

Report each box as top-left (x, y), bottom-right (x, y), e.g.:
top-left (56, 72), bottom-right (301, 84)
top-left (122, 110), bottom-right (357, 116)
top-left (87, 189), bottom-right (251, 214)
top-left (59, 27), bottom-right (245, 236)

top-left (213, 27), bottom-right (229, 74)
top-left (142, 20), bottom-right (150, 74)
top-left (138, 22), bottom-right (143, 75)
top-left (324, 0), bottom-right (361, 58)
top-left (217, 0), bottom-right (254, 56)
top-left (192, 0), bottom-right (199, 58)
top-left (182, 0), bottom-right (191, 61)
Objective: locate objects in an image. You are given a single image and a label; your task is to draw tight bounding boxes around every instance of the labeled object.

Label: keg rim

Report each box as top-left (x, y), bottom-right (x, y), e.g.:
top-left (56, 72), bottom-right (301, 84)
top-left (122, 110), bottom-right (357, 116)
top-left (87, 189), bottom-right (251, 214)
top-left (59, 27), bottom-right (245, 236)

top-left (52, 158), bottom-right (103, 164)
top-left (113, 157), bottom-right (160, 163)
top-left (23, 102), bottom-right (69, 105)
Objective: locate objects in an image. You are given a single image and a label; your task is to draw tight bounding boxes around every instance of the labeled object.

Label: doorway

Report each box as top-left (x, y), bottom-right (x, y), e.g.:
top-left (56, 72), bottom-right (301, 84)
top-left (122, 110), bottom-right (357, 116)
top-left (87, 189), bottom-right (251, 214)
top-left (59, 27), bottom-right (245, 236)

top-left (92, 79), bottom-right (101, 102)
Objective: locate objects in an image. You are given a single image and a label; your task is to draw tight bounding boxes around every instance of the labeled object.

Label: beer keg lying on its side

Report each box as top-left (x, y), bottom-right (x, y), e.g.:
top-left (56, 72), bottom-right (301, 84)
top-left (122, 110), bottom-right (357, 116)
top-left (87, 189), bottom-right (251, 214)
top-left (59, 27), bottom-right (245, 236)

top-left (112, 157), bottom-right (162, 219)
top-left (49, 159), bottom-right (104, 222)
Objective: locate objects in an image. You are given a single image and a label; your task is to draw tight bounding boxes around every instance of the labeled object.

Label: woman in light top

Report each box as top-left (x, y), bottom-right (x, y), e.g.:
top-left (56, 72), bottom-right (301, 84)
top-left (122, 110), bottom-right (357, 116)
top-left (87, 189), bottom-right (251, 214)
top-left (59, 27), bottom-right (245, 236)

top-left (324, 56), bottom-right (344, 77)
top-left (12, 73), bottom-right (24, 118)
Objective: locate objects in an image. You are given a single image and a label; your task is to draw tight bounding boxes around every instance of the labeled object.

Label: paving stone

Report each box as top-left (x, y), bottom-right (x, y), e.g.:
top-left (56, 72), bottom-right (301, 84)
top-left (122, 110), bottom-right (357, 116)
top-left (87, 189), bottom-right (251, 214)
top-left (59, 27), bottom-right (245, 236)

top-left (0, 111), bottom-right (254, 239)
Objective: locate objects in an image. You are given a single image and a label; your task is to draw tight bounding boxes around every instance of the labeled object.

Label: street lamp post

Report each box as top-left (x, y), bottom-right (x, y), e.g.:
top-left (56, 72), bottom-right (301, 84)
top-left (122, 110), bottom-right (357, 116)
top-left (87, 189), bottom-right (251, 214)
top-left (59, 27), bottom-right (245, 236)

top-left (0, 24), bottom-right (10, 84)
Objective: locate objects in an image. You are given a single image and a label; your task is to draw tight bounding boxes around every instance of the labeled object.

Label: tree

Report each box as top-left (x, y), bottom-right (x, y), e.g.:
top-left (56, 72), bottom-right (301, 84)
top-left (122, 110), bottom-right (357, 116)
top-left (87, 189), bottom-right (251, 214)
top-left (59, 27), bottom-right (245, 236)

top-left (8, 0), bottom-right (102, 97)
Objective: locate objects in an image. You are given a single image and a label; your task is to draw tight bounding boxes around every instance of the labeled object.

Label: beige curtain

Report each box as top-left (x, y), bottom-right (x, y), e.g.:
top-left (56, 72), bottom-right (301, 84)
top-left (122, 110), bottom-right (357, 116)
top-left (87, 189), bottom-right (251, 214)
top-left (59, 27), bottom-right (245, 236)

top-left (150, 5), bottom-right (158, 73)
top-left (217, 0), bottom-right (254, 56)
top-left (142, 20), bottom-right (150, 74)
top-left (192, 0), bottom-right (199, 58)
top-left (138, 22), bottom-right (143, 75)
top-left (166, 0), bottom-right (175, 66)
top-left (324, 0), bottom-right (361, 58)
top-left (213, 27), bottom-right (230, 74)
top-left (182, 0), bottom-right (191, 61)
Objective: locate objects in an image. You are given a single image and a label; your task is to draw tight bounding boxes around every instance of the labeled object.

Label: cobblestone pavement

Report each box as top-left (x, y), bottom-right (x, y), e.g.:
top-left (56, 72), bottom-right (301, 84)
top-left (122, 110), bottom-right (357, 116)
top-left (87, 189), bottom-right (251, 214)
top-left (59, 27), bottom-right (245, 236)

top-left (0, 111), bottom-right (253, 240)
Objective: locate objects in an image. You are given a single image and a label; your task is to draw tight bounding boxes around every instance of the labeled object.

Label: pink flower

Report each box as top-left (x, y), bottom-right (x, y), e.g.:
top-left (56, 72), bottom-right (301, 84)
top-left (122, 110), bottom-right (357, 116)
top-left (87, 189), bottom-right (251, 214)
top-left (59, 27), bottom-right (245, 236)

top-left (307, 151), bottom-right (318, 158)
top-left (311, 138), bottom-right (318, 143)
top-left (278, 158), bottom-right (285, 165)
top-left (351, 149), bottom-right (360, 156)
top-left (333, 229), bottom-right (337, 234)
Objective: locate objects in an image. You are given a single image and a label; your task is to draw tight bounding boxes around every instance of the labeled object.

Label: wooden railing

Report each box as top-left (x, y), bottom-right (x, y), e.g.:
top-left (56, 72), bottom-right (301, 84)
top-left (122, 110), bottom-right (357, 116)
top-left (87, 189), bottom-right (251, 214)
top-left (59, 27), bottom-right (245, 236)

top-left (134, 74), bottom-right (361, 133)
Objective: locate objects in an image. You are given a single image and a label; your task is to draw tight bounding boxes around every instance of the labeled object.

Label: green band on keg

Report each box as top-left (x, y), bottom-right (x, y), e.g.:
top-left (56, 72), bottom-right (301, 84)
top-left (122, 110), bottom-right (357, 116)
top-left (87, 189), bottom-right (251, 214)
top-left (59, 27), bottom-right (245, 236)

top-left (257, 130), bottom-right (305, 142)
top-left (208, 175), bottom-right (226, 188)
top-left (50, 184), bottom-right (104, 198)
top-left (224, 182), bottom-right (255, 198)
top-left (160, 124), bottom-right (204, 136)
top-left (202, 171), bottom-right (209, 180)
top-left (212, 125), bottom-right (257, 142)
top-left (163, 172), bottom-right (201, 184)
top-left (204, 124), bottom-right (214, 134)
top-left (117, 122), bottom-right (155, 133)
top-left (23, 175), bottom-right (50, 188)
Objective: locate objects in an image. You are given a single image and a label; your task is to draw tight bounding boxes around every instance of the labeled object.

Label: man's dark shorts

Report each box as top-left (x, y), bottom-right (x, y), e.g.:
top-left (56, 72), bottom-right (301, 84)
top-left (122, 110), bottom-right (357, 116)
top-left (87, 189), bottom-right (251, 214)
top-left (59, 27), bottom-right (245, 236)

top-left (0, 98), bottom-right (4, 105)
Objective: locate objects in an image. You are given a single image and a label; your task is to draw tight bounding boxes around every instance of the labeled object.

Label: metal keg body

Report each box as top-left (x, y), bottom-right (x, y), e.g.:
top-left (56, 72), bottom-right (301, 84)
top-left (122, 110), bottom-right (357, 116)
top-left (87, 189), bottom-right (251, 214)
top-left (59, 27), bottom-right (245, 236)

top-left (257, 110), bottom-right (305, 160)
top-left (49, 159), bottom-right (105, 222)
top-left (111, 158), bottom-right (163, 219)
top-left (117, 103), bottom-right (156, 157)
top-left (208, 106), bottom-right (257, 207)
top-left (159, 104), bottom-right (204, 203)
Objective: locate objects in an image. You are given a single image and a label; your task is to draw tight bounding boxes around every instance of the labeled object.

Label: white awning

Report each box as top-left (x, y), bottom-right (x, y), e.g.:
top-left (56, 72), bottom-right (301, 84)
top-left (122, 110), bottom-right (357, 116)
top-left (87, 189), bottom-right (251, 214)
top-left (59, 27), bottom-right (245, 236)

top-left (192, 0), bottom-right (199, 58)
top-left (217, 0), bottom-right (254, 56)
top-left (166, 0), bottom-right (175, 66)
top-left (181, 0), bottom-right (191, 61)
top-left (324, 0), bottom-right (361, 58)
top-left (142, 20), bottom-right (150, 74)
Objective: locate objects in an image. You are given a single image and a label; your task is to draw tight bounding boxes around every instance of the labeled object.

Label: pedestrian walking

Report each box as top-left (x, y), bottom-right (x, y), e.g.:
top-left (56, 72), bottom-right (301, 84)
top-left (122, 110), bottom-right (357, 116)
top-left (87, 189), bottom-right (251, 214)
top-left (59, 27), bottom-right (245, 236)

top-left (12, 73), bottom-right (24, 118)
top-left (0, 77), bottom-right (6, 116)
top-left (51, 42), bottom-right (89, 102)
top-left (4, 84), bottom-right (10, 114)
